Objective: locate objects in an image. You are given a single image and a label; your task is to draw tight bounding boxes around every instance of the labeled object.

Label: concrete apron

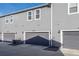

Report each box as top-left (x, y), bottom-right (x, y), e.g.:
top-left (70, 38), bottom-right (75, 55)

top-left (61, 48), bottom-right (79, 56)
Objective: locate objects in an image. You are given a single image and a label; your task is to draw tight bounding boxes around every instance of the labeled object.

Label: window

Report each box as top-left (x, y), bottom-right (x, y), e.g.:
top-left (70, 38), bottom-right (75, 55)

top-left (5, 17), bottom-right (9, 24)
top-left (5, 16), bottom-right (14, 24)
top-left (68, 3), bottom-right (78, 14)
top-left (36, 10), bottom-right (40, 19)
top-left (10, 16), bottom-right (14, 24)
top-left (35, 9), bottom-right (41, 20)
top-left (5, 20), bottom-right (9, 24)
top-left (27, 11), bottom-right (33, 21)
top-left (11, 19), bottom-right (13, 22)
top-left (10, 19), bottom-right (13, 23)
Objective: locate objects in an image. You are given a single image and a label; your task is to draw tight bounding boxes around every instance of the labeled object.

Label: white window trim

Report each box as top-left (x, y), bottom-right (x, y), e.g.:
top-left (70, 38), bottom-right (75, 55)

top-left (5, 17), bottom-right (9, 24)
top-left (10, 16), bottom-right (14, 24)
top-left (68, 3), bottom-right (79, 15)
top-left (34, 9), bottom-right (41, 20)
top-left (27, 11), bottom-right (33, 21)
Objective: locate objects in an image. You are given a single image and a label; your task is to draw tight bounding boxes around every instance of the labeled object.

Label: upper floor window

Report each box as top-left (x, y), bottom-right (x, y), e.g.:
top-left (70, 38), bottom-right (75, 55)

top-left (5, 16), bottom-right (14, 24)
top-left (27, 11), bottom-right (33, 21)
top-left (68, 3), bottom-right (78, 15)
top-left (10, 16), bottom-right (14, 24)
top-left (5, 17), bottom-right (9, 24)
top-left (35, 9), bottom-right (41, 20)
top-left (5, 20), bottom-right (9, 24)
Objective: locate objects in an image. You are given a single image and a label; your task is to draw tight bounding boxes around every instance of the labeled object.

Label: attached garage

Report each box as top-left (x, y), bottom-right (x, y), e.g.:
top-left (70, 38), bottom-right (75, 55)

top-left (24, 31), bottom-right (50, 46)
top-left (3, 33), bottom-right (15, 42)
top-left (61, 30), bottom-right (79, 50)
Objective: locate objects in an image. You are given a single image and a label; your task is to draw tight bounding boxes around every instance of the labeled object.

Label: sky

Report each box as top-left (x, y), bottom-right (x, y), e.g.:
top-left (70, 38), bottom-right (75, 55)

top-left (0, 3), bottom-right (44, 16)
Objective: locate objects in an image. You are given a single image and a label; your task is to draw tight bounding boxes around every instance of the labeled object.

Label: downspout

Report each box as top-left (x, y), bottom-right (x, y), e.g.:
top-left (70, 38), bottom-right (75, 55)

top-left (2, 32), bottom-right (3, 42)
top-left (49, 3), bottom-right (53, 47)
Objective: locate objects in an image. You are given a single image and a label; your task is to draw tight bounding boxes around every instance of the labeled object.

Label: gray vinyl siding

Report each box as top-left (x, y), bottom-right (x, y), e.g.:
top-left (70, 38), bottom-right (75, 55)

top-left (0, 6), bottom-right (51, 40)
top-left (52, 3), bottom-right (79, 47)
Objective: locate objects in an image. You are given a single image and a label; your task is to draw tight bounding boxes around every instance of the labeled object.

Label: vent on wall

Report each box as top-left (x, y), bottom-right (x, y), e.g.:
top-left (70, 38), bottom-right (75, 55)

top-left (58, 30), bottom-right (60, 34)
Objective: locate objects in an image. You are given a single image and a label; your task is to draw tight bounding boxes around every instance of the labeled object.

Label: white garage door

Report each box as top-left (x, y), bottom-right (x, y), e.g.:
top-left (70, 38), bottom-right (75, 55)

top-left (25, 32), bottom-right (49, 46)
top-left (3, 33), bottom-right (15, 42)
top-left (63, 31), bottom-right (79, 50)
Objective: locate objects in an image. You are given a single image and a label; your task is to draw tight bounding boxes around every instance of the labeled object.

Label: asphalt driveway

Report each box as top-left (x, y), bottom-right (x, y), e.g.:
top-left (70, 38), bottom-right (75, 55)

top-left (0, 42), bottom-right (64, 56)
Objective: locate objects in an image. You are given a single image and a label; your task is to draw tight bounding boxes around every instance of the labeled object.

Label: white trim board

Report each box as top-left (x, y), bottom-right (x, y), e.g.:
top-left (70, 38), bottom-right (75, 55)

top-left (50, 3), bottom-right (53, 46)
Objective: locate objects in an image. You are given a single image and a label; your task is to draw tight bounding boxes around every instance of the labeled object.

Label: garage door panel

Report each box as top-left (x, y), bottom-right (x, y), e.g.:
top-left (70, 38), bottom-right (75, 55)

top-left (63, 31), bottom-right (79, 50)
top-left (25, 32), bottom-right (49, 46)
top-left (26, 32), bottom-right (49, 40)
top-left (4, 33), bottom-right (15, 42)
top-left (63, 31), bottom-right (79, 35)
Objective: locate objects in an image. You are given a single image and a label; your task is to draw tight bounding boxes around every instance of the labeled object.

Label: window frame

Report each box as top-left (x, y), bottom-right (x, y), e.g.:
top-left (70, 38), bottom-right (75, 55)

top-left (34, 9), bottom-right (41, 20)
top-left (68, 3), bottom-right (79, 15)
top-left (27, 11), bottom-right (33, 21)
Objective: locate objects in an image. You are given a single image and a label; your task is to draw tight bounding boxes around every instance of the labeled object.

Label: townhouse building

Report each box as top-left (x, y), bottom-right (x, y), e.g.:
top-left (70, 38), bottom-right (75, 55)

top-left (0, 3), bottom-right (79, 51)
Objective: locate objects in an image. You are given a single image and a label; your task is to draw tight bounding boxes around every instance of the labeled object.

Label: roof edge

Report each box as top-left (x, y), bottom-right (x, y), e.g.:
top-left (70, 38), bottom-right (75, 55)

top-left (0, 3), bottom-right (51, 18)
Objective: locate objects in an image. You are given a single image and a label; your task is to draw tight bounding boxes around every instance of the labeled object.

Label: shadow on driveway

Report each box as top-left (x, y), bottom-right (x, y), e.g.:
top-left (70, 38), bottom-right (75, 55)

top-left (0, 42), bottom-right (64, 56)
top-left (25, 36), bottom-right (49, 46)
